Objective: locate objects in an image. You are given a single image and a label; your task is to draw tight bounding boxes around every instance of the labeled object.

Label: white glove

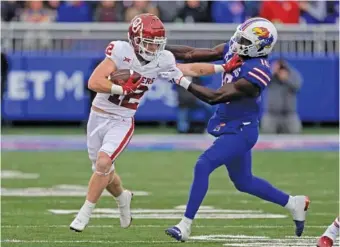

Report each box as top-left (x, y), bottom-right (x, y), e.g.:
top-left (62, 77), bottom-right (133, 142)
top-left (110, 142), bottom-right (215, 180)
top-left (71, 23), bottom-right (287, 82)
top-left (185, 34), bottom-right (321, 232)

top-left (158, 70), bottom-right (191, 90)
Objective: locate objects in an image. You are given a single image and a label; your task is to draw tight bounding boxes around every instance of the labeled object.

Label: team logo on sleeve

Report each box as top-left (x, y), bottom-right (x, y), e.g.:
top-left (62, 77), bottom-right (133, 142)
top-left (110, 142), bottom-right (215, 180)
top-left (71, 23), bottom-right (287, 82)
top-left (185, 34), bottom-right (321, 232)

top-left (213, 123), bottom-right (226, 132)
top-left (252, 27), bottom-right (274, 48)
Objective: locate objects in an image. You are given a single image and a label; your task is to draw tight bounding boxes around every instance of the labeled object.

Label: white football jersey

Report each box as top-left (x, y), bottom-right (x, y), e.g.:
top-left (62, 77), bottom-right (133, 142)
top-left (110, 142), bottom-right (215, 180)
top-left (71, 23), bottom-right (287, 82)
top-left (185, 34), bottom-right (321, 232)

top-left (92, 40), bottom-right (183, 117)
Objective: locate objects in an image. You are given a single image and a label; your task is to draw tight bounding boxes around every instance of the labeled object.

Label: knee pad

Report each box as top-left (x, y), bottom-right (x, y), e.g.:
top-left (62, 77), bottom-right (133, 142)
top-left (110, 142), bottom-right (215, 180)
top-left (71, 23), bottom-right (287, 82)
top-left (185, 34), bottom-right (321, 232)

top-left (94, 154), bottom-right (115, 176)
top-left (95, 164), bottom-right (115, 176)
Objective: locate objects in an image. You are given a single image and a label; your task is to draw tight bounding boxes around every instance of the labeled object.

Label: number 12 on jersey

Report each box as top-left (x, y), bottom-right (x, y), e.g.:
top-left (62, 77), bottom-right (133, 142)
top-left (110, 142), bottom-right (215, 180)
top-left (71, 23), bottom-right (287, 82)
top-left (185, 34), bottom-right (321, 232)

top-left (108, 85), bottom-right (149, 110)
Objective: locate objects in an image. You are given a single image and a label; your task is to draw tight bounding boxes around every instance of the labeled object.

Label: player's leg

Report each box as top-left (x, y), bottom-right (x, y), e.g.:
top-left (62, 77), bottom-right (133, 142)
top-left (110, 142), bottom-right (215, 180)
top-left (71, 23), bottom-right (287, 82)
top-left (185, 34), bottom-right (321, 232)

top-left (70, 111), bottom-right (111, 232)
top-left (165, 149), bottom-right (224, 241)
top-left (317, 216), bottom-right (339, 247)
top-left (86, 151), bottom-right (115, 202)
top-left (105, 170), bottom-right (134, 228)
top-left (227, 151), bottom-right (290, 205)
top-left (106, 172), bottom-right (123, 197)
top-left (100, 117), bottom-right (134, 228)
top-left (70, 114), bottom-right (134, 231)
top-left (166, 128), bottom-right (256, 241)
top-left (71, 152), bottom-right (117, 232)
top-left (261, 113), bottom-right (280, 134)
top-left (226, 151), bottom-right (310, 237)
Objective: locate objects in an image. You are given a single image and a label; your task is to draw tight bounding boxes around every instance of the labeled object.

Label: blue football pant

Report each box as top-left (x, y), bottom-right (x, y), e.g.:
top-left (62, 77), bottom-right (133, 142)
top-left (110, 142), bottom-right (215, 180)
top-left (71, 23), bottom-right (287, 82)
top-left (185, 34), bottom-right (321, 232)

top-left (184, 126), bottom-right (290, 220)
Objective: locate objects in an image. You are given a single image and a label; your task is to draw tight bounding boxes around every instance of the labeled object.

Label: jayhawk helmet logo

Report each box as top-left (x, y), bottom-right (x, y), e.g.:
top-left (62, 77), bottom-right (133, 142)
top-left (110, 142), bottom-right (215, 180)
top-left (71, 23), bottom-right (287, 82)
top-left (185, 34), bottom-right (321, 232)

top-left (252, 27), bottom-right (274, 48)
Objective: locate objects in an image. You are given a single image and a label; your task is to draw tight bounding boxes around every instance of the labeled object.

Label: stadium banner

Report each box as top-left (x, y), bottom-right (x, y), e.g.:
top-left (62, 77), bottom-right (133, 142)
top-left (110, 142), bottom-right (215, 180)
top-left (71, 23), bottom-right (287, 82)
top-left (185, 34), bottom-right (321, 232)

top-left (2, 53), bottom-right (339, 122)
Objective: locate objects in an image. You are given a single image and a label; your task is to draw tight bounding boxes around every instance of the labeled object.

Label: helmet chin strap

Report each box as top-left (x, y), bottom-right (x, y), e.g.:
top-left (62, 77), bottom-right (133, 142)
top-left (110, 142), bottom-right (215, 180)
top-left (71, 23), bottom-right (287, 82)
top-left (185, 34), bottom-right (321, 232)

top-left (139, 46), bottom-right (156, 61)
top-left (140, 53), bottom-right (154, 61)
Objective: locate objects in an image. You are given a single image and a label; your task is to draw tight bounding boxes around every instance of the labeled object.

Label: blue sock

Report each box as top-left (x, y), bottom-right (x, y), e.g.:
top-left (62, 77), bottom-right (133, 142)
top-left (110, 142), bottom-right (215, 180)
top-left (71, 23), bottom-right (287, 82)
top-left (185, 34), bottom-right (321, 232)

top-left (184, 156), bottom-right (221, 219)
top-left (233, 175), bottom-right (289, 207)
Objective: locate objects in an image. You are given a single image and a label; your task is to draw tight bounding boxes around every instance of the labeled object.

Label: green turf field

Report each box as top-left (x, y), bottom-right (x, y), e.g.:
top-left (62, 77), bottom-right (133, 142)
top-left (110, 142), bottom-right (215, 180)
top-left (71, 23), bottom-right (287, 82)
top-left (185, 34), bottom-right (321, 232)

top-left (1, 150), bottom-right (339, 247)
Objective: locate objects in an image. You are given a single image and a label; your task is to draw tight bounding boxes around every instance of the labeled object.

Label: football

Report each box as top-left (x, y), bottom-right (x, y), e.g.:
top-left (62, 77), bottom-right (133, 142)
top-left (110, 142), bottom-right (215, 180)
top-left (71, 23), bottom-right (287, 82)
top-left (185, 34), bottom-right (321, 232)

top-left (109, 69), bottom-right (142, 86)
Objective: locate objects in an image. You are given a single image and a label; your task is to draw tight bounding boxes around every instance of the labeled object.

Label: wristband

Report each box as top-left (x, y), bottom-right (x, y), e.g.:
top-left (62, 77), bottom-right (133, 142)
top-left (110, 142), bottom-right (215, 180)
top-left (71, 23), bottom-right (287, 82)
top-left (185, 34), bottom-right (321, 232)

top-left (213, 65), bottom-right (225, 73)
top-left (179, 77), bottom-right (192, 90)
top-left (110, 84), bottom-right (124, 95)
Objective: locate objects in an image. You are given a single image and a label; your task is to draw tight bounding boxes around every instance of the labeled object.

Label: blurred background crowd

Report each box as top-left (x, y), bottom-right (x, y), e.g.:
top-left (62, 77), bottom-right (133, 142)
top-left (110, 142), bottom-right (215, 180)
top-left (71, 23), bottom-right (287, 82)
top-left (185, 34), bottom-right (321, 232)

top-left (1, 0), bottom-right (339, 24)
top-left (1, 1), bottom-right (339, 135)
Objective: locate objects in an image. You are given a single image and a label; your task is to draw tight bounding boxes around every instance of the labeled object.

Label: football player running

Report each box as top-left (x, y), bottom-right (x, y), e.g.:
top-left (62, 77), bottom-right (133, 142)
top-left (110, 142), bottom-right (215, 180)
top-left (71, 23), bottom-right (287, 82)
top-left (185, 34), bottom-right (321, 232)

top-left (69, 13), bottom-right (240, 232)
top-left (164, 17), bottom-right (310, 242)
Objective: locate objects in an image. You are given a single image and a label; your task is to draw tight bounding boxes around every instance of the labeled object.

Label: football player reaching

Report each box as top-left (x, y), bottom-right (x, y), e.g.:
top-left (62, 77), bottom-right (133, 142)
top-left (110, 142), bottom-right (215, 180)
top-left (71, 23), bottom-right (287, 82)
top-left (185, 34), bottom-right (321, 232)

top-left (164, 17), bottom-right (310, 242)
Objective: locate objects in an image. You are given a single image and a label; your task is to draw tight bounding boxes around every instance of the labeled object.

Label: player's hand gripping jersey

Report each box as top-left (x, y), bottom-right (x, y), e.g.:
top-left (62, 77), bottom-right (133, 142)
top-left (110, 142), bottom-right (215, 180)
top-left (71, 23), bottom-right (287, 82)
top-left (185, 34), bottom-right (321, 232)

top-left (92, 40), bottom-right (183, 117)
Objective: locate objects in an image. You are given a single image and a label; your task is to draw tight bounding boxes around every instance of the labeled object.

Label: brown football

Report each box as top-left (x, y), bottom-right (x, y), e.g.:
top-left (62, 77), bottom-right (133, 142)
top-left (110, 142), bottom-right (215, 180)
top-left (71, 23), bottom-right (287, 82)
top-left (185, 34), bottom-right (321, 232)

top-left (109, 69), bottom-right (142, 86)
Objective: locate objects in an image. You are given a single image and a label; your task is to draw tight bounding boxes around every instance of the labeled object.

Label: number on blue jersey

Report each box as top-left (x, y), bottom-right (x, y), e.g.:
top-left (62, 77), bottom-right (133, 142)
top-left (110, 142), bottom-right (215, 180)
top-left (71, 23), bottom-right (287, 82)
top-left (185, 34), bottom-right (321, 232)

top-left (241, 59), bottom-right (272, 92)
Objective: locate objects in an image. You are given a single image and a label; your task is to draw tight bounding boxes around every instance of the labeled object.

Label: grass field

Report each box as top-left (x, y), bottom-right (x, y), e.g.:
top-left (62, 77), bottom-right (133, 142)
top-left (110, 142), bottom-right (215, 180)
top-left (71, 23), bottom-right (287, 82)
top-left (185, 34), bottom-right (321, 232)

top-left (1, 145), bottom-right (339, 246)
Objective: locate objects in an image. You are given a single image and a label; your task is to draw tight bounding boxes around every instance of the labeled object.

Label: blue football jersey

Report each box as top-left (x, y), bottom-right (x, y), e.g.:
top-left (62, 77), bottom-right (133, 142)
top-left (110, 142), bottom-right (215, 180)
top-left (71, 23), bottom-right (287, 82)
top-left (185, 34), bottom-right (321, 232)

top-left (208, 43), bottom-right (271, 134)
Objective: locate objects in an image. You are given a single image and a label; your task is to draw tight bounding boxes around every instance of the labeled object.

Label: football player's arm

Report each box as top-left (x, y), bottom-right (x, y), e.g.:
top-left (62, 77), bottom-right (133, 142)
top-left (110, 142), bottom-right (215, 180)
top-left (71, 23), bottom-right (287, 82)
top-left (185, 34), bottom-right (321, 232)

top-left (88, 42), bottom-right (131, 95)
top-left (88, 57), bottom-right (123, 94)
top-left (182, 78), bottom-right (259, 105)
top-left (176, 63), bottom-right (226, 77)
top-left (176, 54), bottom-right (243, 77)
top-left (165, 43), bottom-right (226, 62)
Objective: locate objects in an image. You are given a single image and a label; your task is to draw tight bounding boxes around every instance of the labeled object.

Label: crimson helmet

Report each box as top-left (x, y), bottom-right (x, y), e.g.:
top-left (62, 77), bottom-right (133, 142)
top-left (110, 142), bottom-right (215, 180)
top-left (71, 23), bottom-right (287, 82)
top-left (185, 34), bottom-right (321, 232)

top-left (128, 13), bottom-right (167, 61)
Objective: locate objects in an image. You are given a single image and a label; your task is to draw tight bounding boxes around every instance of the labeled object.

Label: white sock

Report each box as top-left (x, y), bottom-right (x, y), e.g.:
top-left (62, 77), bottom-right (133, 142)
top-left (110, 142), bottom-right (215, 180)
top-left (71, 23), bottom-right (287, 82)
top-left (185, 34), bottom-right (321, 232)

top-left (179, 217), bottom-right (193, 228)
top-left (78, 200), bottom-right (96, 218)
top-left (115, 191), bottom-right (126, 205)
top-left (323, 217), bottom-right (340, 241)
top-left (284, 196), bottom-right (295, 211)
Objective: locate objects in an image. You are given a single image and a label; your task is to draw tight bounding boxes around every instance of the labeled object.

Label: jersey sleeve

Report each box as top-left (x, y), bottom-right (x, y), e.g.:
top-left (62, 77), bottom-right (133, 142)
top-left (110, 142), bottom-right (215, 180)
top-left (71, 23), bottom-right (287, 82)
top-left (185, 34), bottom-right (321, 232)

top-left (158, 50), bottom-right (184, 82)
top-left (241, 61), bottom-right (272, 92)
top-left (223, 42), bottom-right (230, 56)
top-left (104, 41), bottom-right (126, 68)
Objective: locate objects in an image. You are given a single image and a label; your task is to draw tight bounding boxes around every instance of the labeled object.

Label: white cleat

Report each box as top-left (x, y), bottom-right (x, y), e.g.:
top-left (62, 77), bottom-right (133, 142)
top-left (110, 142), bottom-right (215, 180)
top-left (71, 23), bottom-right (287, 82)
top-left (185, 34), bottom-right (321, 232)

top-left (289, 195), bottom-right (310, 237)
top-left (117, 190), bottom-right (133, 228)
top-left (165, 223), bottom-right (191, 242)
top-left (69, 214), bottom-right (89, 232)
